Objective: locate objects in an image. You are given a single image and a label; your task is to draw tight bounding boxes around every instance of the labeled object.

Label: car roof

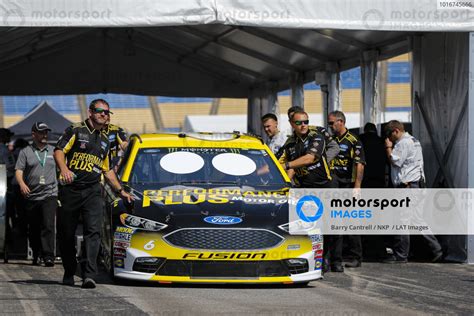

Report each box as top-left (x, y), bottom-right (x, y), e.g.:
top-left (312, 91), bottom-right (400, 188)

top-left (130, 132), bottom-right (267, 149)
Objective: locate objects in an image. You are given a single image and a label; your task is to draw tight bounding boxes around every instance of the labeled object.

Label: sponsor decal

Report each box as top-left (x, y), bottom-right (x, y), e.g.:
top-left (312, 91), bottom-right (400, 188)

top-left (340, 144), bottom-right (348, 151)
top-left (315, 249), bottom-right (323, 257)
top-left (142, 188), bottom-right (288, 207)
top-left (315, 258), bottom-right (323, 270)
top-left (114, 240), bottom-right (130, 249)
top-left (312, 243), bottom-right (323, 251)
top-left (101, 141), bottom-right (108, 150)
top-left (287, 244), bottom-right (301, 250)
top-left (80, 142), bottom-right (86, 149)
top-left (109, 134), bottom-right (116, 141)
top-left (310, 234), bottom-right (323, 243)
top-left (113, 248), bottom-right (127, 258)
top-left (182, 252), bottom-right (267, 260)
top-left (204, 216), bottom-right (242, 225)
top-left (114, 258), bottom-right (124, 268)
top-left (116, 226), bottom-right (135, 234)
top-left (114, 232), bottom-right (132, 242)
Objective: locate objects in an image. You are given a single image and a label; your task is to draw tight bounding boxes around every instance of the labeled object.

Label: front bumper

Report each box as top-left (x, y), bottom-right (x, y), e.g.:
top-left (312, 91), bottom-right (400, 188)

top-left (112, 229), bottom-right (323, 284)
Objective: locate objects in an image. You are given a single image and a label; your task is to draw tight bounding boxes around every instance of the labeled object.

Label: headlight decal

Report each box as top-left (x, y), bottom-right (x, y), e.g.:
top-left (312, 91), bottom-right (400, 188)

top-left (120, 213), bottom-right (168, 231)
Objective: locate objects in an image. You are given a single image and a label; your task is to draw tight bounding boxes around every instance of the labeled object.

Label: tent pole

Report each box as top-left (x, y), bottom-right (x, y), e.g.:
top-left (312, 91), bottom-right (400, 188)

top-left (468, 32), bottom-right (474, 264)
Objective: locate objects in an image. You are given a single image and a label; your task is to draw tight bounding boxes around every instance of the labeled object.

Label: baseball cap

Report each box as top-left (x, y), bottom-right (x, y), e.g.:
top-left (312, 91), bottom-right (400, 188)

top-left (32, 122), bottom-right (52, 132)
top-left (0, 128), bottom-right (14, 137)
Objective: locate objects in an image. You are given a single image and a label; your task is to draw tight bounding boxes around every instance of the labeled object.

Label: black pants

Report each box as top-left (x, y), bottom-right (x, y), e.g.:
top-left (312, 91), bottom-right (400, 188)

top-left (392, 181), bottom-right (441, 259)
top-left (57, 183), bottom-right (103, 279)
top-left (337, 180), bottom-right (363, 262)
top-left (25, 196), bottom-right (57, 260)
top-left (316, 179), bottom-right (344, 266)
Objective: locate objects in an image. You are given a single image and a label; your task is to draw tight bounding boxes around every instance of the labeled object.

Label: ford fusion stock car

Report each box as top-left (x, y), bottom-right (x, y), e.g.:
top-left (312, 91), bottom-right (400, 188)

top-left (101, 132), bottom-right (323, 284)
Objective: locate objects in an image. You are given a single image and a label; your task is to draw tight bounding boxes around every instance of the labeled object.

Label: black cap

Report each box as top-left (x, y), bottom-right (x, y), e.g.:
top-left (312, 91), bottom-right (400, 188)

top-left (0, 128), bottom-right (14, 137)
top-left (32, 122), bottom-right (51, 132)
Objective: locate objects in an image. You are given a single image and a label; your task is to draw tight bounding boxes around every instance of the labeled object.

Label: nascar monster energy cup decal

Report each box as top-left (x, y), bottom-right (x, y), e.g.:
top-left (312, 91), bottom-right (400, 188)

top-left (288, 189), bottom-right (474, 235)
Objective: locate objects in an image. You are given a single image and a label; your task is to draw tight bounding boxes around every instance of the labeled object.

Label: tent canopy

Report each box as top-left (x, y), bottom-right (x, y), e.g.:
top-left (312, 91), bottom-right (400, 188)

top-left (0, 1), bottom-right (471, 97)
top-left (8, 101), bottom-right (72, 140)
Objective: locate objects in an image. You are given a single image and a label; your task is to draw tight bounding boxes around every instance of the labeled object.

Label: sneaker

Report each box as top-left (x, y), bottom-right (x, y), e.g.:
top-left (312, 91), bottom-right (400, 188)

top-left (382, 255), bottom-right (407, 264)
top-left (44, 258), bottom-right (55, 267)
top-left (62, 274), bottom-right (75, 286)
top-left (331, 264), bottom-right (344, 272)
top-left (81, 278), bottom-right (96, 289)
top-left (344, 260), bottom-right (361, 268)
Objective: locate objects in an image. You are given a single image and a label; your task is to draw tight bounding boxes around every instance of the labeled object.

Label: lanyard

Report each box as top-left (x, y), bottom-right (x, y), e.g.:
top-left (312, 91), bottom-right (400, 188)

top-left (34, 149), bottom-right (47, 167)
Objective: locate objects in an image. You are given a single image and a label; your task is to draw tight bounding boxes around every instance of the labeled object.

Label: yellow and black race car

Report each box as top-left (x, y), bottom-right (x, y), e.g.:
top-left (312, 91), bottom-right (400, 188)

top-left (101, 132), bottom-right (323, 285)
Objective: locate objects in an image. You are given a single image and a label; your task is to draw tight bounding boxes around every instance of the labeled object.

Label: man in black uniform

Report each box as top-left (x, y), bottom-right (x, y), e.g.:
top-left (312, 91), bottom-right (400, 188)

top-left (287, 106), bottom-right (339, 163)
top-left (54, 99), bottom-right (133, 288)
top-left (328, 110), bottom-right (366, 269)
top-left (104, 119), bottom-right (128, 170)
top-left (279, 110), bottom-right (332, 188)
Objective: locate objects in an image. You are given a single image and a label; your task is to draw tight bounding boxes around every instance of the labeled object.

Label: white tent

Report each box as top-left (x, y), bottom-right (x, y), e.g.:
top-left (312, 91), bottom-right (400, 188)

top-left (0, 1), bottom-right (471, 96)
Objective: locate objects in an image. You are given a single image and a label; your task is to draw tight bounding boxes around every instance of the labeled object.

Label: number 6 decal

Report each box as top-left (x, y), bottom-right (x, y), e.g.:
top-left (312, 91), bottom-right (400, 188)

top-left (144, 240), bottom-right (155, 250)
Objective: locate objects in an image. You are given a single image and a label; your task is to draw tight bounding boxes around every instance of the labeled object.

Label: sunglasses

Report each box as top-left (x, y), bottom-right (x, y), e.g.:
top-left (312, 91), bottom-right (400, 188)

top-left (328, 119), bottom-right (342, 126)
top-left (293, 120), bottom-right (309, 126)
top-left (92, 107), bottom-right (113, 115)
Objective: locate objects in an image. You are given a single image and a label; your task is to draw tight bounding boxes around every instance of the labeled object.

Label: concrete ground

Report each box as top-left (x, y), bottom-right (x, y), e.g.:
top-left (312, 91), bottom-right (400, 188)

top-left (0, 260), bottom-right (472, 315)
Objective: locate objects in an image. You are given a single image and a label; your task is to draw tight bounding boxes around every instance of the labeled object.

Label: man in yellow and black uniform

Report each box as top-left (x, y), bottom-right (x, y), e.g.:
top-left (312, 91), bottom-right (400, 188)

top-left (328, 110), bottom-right (366, 270)
top-left (279, 110), bottom-right (332, 188)
top-left (104, 122), bottom-right (128, 170)
top-left (54, 99), bottom-right (132, 289)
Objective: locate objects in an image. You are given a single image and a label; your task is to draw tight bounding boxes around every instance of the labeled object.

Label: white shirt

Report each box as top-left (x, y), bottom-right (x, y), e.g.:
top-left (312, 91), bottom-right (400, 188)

top-left (267, 130), bottom-right (288, 156)
top-left (390, 132), bottom-right (425, 185)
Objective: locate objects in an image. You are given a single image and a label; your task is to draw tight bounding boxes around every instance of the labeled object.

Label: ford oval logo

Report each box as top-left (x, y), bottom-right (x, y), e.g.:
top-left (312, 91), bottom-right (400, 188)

top-left (204, 216), bottom-right (242, 225)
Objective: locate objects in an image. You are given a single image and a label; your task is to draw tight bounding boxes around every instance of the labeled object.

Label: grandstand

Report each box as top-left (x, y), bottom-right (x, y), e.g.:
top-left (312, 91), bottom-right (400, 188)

top-left (1, 54), bottom-right (411, 134)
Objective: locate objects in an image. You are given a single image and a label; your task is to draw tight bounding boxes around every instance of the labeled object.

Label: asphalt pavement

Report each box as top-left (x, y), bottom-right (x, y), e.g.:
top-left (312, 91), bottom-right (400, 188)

top-left (0, 260), bottom-right (472, 315)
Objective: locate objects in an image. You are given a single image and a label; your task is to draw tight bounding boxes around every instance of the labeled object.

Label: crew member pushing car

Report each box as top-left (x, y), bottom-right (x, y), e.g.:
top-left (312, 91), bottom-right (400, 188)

top-left (54, 99), bottom-right (132, 289)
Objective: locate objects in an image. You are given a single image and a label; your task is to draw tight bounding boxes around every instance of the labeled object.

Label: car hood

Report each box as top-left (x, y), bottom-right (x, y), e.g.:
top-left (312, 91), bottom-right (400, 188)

top-left (119, 183), bottom-right (290, 229)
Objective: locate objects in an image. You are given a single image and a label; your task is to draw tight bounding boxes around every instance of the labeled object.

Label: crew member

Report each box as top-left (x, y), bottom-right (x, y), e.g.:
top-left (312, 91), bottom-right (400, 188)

top-left (383, 120), bottom-right (442, 263)
top-left (15, 122), bottom-right (58, 267)
top-left (104, 119), bottom-right (128, 170)
top-left (279, 110), bottom-right (332, 188)
top-left (287, 106), bottom-right (339, 163)
top-left (261, 113), bottom-right (287, 158)
top-left (328, 110), bottom-right (366, 270)
top-left (54, 99), bottom-right (133, 288)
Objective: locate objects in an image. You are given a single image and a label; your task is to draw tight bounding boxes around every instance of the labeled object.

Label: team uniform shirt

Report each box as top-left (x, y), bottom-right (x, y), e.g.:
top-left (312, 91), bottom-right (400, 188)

top-left (331, 130), bottom-right (366, 184)
top-left (266, 130), bottom-right (287, 158)
top-left (390, 132), bottom-right (425, 186)
top-left (55, 119), bottom-right (110, 185)
top-left (283, 126), bottom-right (339, 162)
top-left (279, 129), bottom-right (331, 187)
top-left (15, 144), bottom-right (58, 200)
top-left (104, 124), bottom-right (127, 165)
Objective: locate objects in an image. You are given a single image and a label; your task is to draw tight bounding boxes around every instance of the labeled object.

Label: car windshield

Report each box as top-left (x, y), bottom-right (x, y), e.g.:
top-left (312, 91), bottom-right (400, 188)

top-left (129, 147), bottom-right (287, 186)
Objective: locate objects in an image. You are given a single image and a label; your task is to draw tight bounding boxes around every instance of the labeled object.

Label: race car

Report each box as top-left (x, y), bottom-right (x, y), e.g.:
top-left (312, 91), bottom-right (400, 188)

top-left (101, 132), bottom-right (323, 284)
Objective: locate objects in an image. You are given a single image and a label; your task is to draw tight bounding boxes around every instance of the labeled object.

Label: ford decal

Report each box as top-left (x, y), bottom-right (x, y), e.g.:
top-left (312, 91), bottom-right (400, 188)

top-left (204, 216), bottom-right (243, 225)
